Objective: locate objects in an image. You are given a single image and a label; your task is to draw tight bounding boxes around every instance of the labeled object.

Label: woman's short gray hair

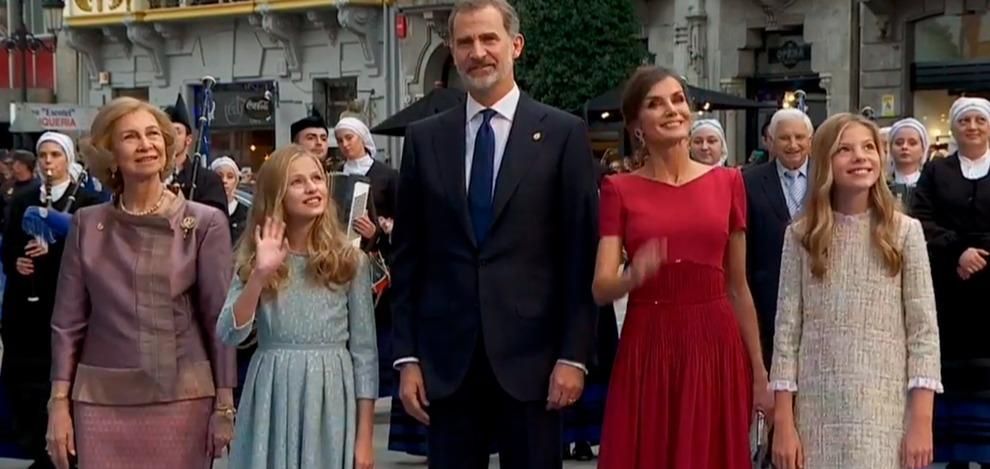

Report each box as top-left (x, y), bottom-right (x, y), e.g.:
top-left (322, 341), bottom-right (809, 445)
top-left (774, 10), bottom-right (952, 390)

top-left (767, 109), bottom-right (814, 139)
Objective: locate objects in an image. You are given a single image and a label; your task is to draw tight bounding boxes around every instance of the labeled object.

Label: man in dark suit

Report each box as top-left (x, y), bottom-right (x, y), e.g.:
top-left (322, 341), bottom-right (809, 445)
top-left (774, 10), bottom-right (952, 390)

top-left (390, 1), bottom-right (599, 467)
top-left (743, 107), bottom-right (813, 370)
top-left (163, 95), bottom-right (228, 216)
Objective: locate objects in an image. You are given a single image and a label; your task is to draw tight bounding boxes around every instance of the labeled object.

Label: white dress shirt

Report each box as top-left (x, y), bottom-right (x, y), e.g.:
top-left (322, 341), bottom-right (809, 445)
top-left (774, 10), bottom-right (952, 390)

top-left (959, 149), bottom-right (990, 180)
top-left (775, 158), bottom-right (810, 217)
top-left (343, 155), bottom-right (375, 176)
top-left (464, 84), bottom-right (521, 194)
top-left (227, 199), bottom-right (239, 217)
top-left (394, 84), bottom-right (588, 374)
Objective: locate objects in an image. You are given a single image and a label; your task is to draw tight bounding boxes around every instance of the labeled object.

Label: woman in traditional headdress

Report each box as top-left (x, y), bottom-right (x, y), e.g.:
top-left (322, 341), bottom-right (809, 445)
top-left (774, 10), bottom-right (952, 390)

top-left (913, 96), bottom-right (990, 469)
top-left (689, 119), bottom-right (729, 166)
top-left (887, 118), bottom-right (930, 211)
top-left (0, 132), bottom-right (101, 469)
top-left (210, 156), bottom-right (249, 245)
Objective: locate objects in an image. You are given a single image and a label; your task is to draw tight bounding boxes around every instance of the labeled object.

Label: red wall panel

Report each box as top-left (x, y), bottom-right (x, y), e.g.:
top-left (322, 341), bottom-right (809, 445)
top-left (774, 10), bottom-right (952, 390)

top-left (1, 37), bottom-right (55, 90)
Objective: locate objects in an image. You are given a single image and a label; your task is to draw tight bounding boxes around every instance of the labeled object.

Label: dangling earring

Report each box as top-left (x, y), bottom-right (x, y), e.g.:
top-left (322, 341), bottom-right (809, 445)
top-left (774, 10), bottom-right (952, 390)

top-left (634, 129), bottom-right (646, 148)
top-left (109, 166), bottom-right (119, 183)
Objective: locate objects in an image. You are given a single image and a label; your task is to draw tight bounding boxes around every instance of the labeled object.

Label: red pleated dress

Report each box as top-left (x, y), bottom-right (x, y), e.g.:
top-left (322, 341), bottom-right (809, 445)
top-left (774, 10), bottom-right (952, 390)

top-left (598, 168), bottom-right (753, 469)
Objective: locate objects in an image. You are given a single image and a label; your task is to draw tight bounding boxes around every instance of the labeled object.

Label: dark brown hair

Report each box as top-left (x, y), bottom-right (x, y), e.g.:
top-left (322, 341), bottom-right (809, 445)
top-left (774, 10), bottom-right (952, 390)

top-left (620, 65), bottom-right (691, 167)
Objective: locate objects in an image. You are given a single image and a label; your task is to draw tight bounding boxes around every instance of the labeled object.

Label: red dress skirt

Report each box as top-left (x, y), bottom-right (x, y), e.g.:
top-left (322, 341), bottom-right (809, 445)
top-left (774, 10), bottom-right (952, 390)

top-left (597, 170), bottom-right (753, 468)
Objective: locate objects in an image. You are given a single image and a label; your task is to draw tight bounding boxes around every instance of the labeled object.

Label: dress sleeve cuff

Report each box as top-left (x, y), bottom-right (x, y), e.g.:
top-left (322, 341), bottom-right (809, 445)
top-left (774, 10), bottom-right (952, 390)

top-left (393, 357), bottom-right (419, 370)
top-left (769, 380), bottom-right (798, 392)
top-left (908, 377), bottom-right (944, 393)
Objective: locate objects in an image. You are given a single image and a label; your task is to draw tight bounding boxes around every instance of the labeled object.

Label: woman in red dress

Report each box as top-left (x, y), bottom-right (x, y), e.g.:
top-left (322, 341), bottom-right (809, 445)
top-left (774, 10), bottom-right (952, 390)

top-left (594, 66), bottom-right (773, 468)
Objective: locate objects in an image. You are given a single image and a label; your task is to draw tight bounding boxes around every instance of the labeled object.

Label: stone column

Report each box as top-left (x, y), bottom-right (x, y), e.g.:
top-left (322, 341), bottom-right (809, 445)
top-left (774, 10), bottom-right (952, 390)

top-left (819, 72), bottom-right (832, 115)
top-left (720, 77), bottom-right (746, 165)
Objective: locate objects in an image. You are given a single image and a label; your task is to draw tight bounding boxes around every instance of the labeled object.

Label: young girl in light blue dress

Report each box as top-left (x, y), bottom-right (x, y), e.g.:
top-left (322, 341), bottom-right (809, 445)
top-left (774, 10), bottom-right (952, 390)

top-left (217, 144), bottom-right (378, 469)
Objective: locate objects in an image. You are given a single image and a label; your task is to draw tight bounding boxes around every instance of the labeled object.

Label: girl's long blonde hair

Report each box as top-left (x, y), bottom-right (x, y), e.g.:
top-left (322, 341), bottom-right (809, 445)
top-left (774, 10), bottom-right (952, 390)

top-left (235, 145), bottom-right (359, 293)
top-left (798, 113), bottom-right (902, 280)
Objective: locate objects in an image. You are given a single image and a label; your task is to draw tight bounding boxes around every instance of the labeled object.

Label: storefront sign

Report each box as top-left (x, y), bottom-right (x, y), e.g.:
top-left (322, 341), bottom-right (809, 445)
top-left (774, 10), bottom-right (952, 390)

top-left (770, 40), bottom-right (811, 69)
top-left (9, 103), bottom-right (100, 133)
top-left (194, 81), bottom-right (276, 130)
top-left (243, 96), bottom-right (273, 120)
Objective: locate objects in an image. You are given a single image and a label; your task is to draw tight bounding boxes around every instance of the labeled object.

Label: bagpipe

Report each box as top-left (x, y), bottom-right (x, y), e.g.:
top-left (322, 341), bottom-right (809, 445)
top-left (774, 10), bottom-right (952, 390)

top-left (21, 165), bottom-right (96, 246)
top-left (169, 75), bottom-right (217, 197)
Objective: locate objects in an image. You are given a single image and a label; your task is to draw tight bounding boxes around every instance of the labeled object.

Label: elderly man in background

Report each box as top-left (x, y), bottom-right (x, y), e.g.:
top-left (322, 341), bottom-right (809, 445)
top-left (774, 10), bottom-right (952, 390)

top-left (743, 108), bottom-right (814, 371)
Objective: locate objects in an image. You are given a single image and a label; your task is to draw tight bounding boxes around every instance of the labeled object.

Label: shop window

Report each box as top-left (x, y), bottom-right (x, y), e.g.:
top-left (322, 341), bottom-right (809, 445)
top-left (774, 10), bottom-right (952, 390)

top-left (315, 77), bottom-right (358, 125)
top-left (912, 89), bottom-right (955, 145)
top-left (914, 12), bottom-right (990, 62)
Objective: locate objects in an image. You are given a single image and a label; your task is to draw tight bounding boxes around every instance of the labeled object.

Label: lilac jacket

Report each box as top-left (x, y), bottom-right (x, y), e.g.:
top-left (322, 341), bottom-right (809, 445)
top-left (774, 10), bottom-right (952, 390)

top-left (51, 196), bottom-right (237, 405)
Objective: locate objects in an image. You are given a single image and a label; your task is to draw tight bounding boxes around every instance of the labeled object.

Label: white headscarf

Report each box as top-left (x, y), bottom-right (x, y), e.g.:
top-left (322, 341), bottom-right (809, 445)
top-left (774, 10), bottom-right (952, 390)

top-left (689, 119), bottom-right (728, 166)
top-left (36, 131), bottom-right (77, 201)
top-left (35, 131), bottom-right (76, 170)
top-left (334, 117), bottom-right (377, 157)
top-left (949, 97), bottom-right (990, 139)
top-left (69, 162), bottom-right (83, 181)
top-left (210, 156), bottom-right (240, 175)
top-left (888, 118), bottom-right (930, 164)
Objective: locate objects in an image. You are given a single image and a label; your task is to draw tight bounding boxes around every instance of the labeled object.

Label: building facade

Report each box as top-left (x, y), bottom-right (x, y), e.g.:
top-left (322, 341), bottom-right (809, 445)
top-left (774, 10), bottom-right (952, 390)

top-left (635, 0), bottom-right (860, 163)
top-left (393, 0), bottom-right (456, 105)
top-left (859, 0), bottom-right (990, 150)
top-left (1, 0), bottom-right (60, 149)
top-left (61, 0), bottom-right (401, 170)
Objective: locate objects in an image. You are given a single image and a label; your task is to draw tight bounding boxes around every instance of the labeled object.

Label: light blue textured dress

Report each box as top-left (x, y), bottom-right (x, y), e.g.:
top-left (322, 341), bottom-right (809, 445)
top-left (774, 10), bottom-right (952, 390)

top-left (217, 253), bottom-right (378, 469)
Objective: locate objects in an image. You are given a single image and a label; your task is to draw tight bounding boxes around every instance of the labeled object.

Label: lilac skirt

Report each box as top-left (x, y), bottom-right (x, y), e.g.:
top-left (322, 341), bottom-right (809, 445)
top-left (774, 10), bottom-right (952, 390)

top-left (74, 398), bottom-right (214, 469)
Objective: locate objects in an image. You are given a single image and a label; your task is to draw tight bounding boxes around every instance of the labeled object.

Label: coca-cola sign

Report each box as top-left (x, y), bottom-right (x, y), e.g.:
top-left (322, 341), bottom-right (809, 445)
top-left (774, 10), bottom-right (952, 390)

top-left (243, 96), bottom-right (272, 120)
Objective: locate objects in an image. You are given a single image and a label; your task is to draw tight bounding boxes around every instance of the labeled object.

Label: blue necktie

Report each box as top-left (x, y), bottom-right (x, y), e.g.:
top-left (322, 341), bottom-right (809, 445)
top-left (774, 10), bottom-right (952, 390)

top-left (784, 170), bottom-right (806, 217)
top-left (468, 109), bottom-right (497, 244)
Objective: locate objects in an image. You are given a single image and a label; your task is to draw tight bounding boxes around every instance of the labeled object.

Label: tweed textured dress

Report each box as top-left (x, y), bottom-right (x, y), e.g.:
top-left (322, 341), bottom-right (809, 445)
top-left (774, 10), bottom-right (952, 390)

top-left (217, 253), bottom-right (378, 469)
top-left (770, 212), bottom-right (942, 468)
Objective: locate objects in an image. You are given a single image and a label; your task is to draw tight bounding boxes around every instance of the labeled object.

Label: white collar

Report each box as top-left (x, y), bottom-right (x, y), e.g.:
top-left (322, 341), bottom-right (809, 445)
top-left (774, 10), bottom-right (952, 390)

top-left (958, 148), bottom-right (990, 180)
top-left (776, 158), bottom-right (809, 178)
top-left (39, 178), bottom-right (71, 204)
top-left (342, 155), bottom-right (375, 176)
top-left (893, 169), bottom-right (921, 185)
top-left (465, 84), bottom-right (521, 124)
top-left (228, 199), bottom-right (238, 216)
top-left (959, 148), bottom-right (990, 165)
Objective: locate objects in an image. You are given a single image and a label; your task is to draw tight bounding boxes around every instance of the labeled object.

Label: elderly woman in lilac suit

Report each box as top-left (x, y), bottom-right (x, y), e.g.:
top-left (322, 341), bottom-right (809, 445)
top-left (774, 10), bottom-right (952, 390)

top-left (46, 97), bottom-right (237, 469)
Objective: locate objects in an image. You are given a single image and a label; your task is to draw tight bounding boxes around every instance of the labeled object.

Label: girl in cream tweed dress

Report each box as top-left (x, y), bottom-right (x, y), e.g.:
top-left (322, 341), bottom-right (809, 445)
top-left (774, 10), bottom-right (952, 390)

top-left (769, 113), bottom-right (942, 469)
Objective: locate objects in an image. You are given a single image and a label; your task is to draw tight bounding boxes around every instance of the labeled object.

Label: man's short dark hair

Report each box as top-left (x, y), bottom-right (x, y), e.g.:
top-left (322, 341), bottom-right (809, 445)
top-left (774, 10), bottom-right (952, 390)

top-left (11, 150), bottom-right (35, 171)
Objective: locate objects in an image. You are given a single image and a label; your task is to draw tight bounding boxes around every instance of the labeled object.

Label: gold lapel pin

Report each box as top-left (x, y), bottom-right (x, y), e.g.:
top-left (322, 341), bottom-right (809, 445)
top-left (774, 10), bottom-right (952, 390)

top-left (532, 131), bottom-right (542, 142)
top-left (181, 216), bottom-right (197, 239)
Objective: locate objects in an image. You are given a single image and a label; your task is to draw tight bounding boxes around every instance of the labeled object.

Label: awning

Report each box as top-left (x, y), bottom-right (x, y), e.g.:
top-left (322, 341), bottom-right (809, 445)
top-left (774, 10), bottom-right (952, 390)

top-left (370, 87), bottom-right (465, 136)
top-left (584, 84), bottom-right (774, 114)
top-left (9, 103), bottom-right (100, 133)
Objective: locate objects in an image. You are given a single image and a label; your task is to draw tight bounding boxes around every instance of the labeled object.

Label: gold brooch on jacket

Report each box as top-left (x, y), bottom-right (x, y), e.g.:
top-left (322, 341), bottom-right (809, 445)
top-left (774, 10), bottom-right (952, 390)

top-left (181, 216), bottom-right (197, 239)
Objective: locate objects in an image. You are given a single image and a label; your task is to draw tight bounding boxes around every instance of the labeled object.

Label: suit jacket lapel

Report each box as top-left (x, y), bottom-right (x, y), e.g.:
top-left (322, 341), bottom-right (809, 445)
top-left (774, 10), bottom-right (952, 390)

top-left (492, 94), bottom-right (545, 225)
top-left (432, 105), bottom-right (476, 246)
top-left (761, 163), bottom-right (791, 222)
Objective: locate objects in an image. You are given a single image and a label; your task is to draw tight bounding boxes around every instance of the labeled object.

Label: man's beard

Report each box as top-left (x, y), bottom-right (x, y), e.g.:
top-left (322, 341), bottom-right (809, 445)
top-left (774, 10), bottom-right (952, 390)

top-left (457, 61), bottom-right (505, 93)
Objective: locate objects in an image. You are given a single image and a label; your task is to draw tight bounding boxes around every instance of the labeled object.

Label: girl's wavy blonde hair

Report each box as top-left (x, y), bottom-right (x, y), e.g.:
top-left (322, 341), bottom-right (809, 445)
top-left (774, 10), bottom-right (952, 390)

top-left (235, 145), bottom-right (359, 294)
top-left (81, 97), bottom-right (178, 195)
top-left (797, 112), bottom-right (903, 280)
